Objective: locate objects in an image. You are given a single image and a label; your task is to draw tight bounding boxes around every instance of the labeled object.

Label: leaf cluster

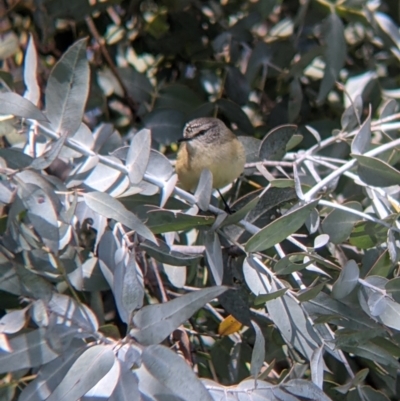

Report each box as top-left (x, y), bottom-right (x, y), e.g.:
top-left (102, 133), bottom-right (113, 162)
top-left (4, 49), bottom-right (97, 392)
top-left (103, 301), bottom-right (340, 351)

top-left (2, 0), bottom-right (400, 400)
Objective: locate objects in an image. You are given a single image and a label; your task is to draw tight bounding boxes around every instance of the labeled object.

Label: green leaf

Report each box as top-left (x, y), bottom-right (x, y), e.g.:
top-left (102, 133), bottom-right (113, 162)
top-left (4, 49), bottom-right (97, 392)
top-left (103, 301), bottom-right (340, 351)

top-left (222, 195), bottom-right (259, 226)
top-left (245, 200), bottom-right (318, 252)
top-left (341, 95), bottom-right (362, 132)
top-left (365, 249), bottom-right (394, 278)
top-left (30, 133), bottom-right (68, 170)
top-left (349, 219), bottom-right (390, 249)
top-left (224, 66), bottom-right (250, 106)
top-left (194, 169), bottom-right (212, 211)
top-left (22, 186), bottom-right (60, 254)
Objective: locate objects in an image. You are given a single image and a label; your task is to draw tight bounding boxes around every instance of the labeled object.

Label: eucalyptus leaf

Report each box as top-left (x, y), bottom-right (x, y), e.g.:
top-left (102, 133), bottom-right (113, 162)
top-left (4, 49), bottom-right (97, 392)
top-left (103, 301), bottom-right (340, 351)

top-left (0, 329), bottom-right (58, 373)
top-left (310, 346), bottom-right (324, 389)
top-left (267, 291), bottom-right (320, 360)
top-left (317, 13), bottom-right (346, 104)
top-left (250, 320), bottom-right (265, 379)
top-left (139, 239), bottom-right (201, 266)
top-left (30, 133), bottom-right (68, 170)
top-left (354, 155), bottom-right (400, 187)
top-left (259, 124), bottom-right (297, 161)
top-left (22, 186), bottom-right (59, 254)
top-left (332, 260), bottom-right (359, 300)
top-left (131, 286), bottom-right (227, 345)
top-left (245, 201), bottom-right (318, 252)
top-left (145, 209), bottom-right (215, 234)
top-left (142, 345), bottom-right (213, 401)
top-left (351, 113), bottom-right (371, 155)
top-left (321, 201), bottom-right (362, 244)
top-left (125, 128), bottom-right (151, 185)
top-left (46, 345), bottom-right (115, 401)
top-left (0, 92), bottom-right (47, 121)
top-left (83, 191), bottom-right (157, 243)
top-left (23, 35), bottom-right (40, 106)
top-left (19, 347), bottom-right (84, 401)
top-left (113, 249), bottom-right (144, 323)
top-left (195, 169), bottom-right (212, 211)
top-left (45, 38), bottom-right (89, 136)
top-left (204, 230), bottom-right (224, 285)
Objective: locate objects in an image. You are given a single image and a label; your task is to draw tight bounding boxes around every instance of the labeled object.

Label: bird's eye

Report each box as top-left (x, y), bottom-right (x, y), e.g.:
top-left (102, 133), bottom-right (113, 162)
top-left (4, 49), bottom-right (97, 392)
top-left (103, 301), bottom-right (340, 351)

top-left (195, 129), bottom-right (208, 137)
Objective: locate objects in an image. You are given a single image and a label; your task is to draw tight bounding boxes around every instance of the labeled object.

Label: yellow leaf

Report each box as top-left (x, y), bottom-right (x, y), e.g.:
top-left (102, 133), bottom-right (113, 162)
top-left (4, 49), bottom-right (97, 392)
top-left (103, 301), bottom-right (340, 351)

top-left (218, 315), bottom-right (243, 336)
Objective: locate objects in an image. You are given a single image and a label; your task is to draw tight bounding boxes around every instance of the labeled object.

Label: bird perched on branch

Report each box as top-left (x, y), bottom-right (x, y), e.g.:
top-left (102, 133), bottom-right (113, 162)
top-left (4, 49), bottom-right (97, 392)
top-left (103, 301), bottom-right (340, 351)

top-left (176, 117), bottom-right (246, 193)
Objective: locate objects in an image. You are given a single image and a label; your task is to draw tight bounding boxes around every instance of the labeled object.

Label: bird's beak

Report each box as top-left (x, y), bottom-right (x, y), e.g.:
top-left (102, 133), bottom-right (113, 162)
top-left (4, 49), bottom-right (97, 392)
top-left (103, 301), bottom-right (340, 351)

top-left (177, 137), bottom-right (192, 143)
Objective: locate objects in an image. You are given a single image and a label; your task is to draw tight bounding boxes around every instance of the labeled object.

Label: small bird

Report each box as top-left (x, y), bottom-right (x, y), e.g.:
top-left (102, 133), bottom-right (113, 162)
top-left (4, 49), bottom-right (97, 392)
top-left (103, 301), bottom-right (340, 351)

top-left (176, 117), bottom-right (246, 192)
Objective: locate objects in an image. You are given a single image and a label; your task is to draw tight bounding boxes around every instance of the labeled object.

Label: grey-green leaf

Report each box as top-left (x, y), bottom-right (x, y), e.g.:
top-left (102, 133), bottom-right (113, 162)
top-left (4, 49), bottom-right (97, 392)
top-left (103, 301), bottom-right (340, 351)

top-left (204, 231), bottom-right (224, 285)
top-left (250, 320), bottom-right (265, 379)
top-left (22, 187), bottom-right (59, 254)
top-left (317, 13), bottom-right (346, 104)
top-left (245, 201), bottom-right (318, 252)
top-left (283, 379), bottom-right (331, 401)
top-left (310, 346), bottom-right (324, 389)
top-left (19, 348), bottom-right (85, 401)
top-left (267, 292), bottom-right (320, 360)
top-left (142, 345), bottom-right (213, 401)
top-left (23, 35), bottom-right (40, 105)
top-left (46, 345), bottom-right (115, 401)
top-left (131, 286), bottom-right (227, 345)
top-left (45, 38), bottom-right (89, 136)
top-left (321, 201), bottom-right (362, 244)
top-left (351, 114), bottom-right (371, 155)
top-left (259, 124), bottom-right (297, 161)
top-left (0, 92), bottom-right (47, 121)
top-left (194, 169), bottom-right (212, 211)
top-left (139, 239), bottom-right (201, 266)
top-left (83, 191), bottom-right (157, 244)
top-left (332, 260), bottom-right (359, 299)
top-left (125, 128), bottom-right (151, 185)
top-left (354, 155), bottom-right (400, 187)
top-left (114, 250), bottom-right (144, 323)
top-left (0, 329), bottom-right (58, 373)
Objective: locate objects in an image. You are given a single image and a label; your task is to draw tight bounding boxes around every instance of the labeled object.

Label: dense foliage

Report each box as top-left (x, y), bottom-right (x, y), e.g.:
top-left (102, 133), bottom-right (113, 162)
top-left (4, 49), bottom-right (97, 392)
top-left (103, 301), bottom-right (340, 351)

top-left (2, 0), bottom-right (400, 400)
